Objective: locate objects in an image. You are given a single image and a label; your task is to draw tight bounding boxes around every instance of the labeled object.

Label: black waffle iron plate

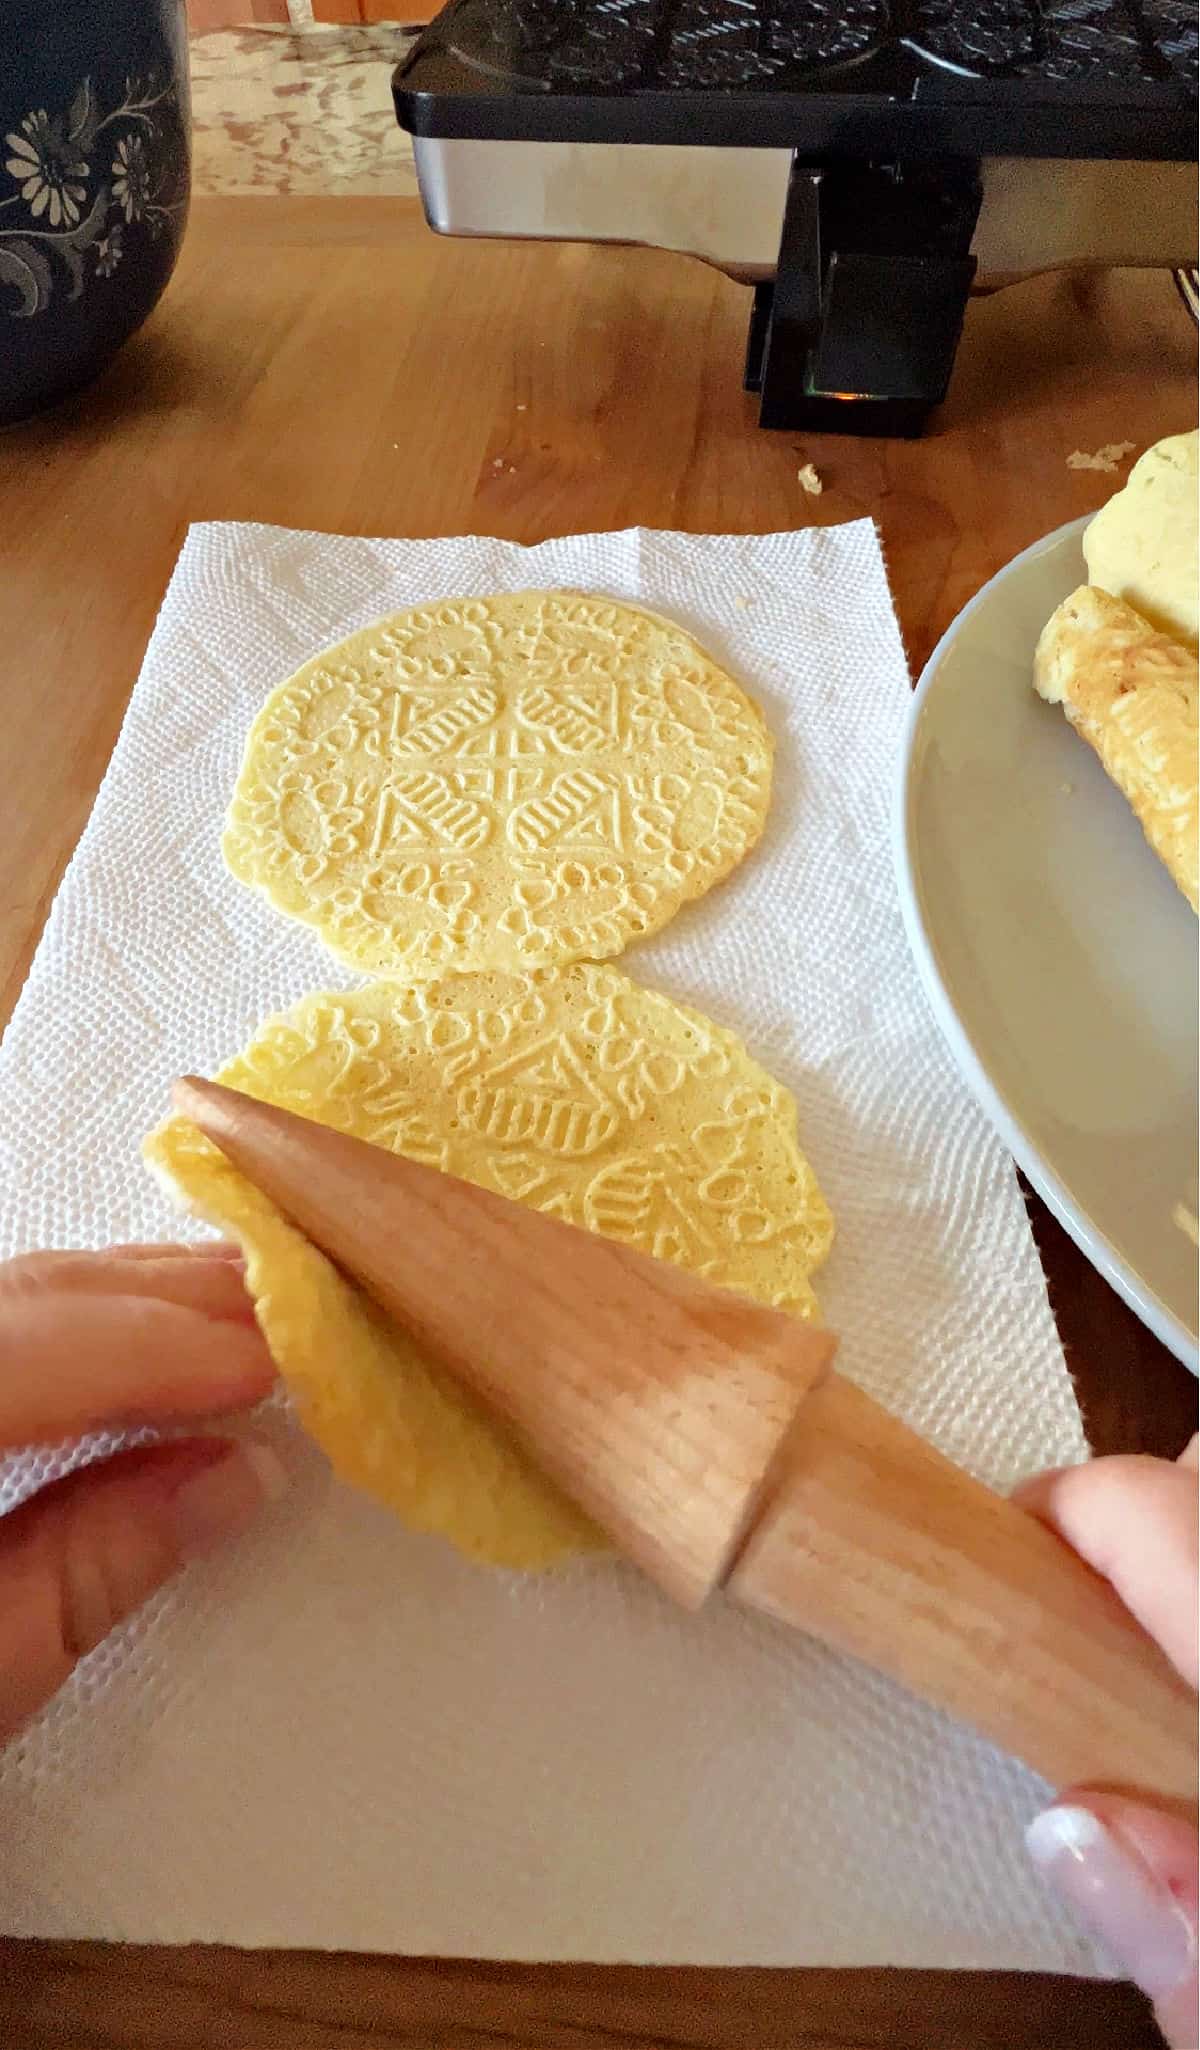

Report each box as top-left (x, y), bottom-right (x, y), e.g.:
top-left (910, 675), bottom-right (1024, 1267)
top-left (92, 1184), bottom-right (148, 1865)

top-left (395, 0), bottom-right (1197, 432)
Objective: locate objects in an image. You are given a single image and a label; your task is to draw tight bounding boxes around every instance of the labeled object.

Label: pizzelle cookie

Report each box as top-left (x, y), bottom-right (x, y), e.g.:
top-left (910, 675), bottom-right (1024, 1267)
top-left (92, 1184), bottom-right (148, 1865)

top-left (145, 965), bottom-right (833, 1569)
top-left (223, 591), bottom-right (773, 978)
top-left (1083, 429), bottom-right (1198, 648)
top-left (1034, 584), bottom-right (1198, 911)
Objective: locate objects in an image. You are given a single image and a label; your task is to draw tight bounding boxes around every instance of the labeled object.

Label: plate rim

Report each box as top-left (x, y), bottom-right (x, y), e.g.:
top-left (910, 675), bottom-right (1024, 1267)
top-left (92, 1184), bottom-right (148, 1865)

top-left (893, 515), bottom-right (1199, 1376)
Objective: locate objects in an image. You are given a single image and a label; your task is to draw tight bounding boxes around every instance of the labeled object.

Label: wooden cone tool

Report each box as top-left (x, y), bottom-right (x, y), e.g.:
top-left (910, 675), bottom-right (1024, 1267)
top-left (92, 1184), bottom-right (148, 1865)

top-left (175, 1076), bottom-right (1197, 1810)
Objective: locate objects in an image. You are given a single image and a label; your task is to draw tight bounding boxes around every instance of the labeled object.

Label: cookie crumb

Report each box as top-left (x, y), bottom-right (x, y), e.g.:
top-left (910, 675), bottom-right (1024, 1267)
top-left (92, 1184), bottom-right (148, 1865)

top-left (797, 462), bottom-right (824, 496)
top-left (1066, 441), bottom-right (1137, 474)
top-left (733, 596), bottom-right (752, 611)
top-left (1059, 781), bottom-right (1075, 796)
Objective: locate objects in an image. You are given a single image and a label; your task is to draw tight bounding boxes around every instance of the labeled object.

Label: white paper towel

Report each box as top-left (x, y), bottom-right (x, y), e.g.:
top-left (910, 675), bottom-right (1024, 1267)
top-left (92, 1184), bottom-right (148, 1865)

top-left (0, 519), bottom-right (1100, 1971)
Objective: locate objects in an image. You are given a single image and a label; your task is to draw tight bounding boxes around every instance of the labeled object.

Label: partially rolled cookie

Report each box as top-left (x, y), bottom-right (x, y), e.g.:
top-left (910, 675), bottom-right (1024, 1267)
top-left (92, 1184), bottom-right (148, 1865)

top-left (1034, 584), bottom-right (1198, 912)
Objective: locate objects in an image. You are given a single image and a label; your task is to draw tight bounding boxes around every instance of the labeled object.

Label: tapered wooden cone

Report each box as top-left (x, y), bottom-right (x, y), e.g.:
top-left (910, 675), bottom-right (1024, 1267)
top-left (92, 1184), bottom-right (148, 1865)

top-left (728, 1373), bottom-right (1198, 1810)
top-left (173, 1076), bottom-right (835, 1607)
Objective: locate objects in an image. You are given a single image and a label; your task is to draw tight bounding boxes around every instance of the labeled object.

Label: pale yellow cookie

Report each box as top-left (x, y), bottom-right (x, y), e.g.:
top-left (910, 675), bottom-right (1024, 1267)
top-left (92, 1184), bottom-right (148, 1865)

top-left (145, 965), bottom-right (833, 1570)
top-left (223, 592), bottom-right (773, 978)
top-left (1034, 584), bottom-right (1198, 911)
top-left (1083, 429), bottom-right (1198, 648)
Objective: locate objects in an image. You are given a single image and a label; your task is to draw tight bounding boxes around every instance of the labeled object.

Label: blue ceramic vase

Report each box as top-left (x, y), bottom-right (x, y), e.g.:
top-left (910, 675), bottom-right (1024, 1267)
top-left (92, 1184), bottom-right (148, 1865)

top-left (0, 0), bottom-right (190, 422)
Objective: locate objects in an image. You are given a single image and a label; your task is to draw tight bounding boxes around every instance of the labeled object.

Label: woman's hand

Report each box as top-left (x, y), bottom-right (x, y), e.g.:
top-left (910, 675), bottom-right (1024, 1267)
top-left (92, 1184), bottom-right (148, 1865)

top-left (0, 1243), bottom-right (279, 1747)
top-left (1020, 1438), bottom-right (1198, 2048)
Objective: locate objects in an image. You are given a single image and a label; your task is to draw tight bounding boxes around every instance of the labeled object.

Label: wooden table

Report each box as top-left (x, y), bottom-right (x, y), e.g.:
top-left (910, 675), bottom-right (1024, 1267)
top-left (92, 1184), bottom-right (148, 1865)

top-left (0, 196), bottom-right (1195, 2050)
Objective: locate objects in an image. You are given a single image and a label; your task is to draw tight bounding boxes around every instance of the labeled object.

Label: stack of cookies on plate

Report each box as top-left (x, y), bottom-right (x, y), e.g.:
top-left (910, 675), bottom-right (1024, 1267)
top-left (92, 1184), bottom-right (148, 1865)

top-left (1034, 430), bottom-right (1199, 912)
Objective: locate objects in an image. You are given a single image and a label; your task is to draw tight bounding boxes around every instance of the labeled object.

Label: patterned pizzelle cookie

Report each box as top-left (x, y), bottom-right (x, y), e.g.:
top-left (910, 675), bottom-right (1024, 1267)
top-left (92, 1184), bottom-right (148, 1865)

top-left (145, 964), bottom-right (833, 1570)
top-left (223, 591), bottom-right (773, 977)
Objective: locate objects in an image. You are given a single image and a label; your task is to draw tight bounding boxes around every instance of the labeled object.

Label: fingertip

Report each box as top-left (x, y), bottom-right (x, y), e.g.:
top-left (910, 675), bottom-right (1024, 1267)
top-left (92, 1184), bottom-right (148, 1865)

top-left (180, 1320), bottom-right (277, 1413)
top-left (1014, 1455), bottom-right (1199, 1691)
top-left (166, 1437), bottom-right (288, 1560)
top-left (1025, 1796), bottom-right (1197, 2015)
top-left (1066, 1792), bottom-right (1200, 1909)
top-left (0, 1436), bottom-right (288, 1744)
top-left (0, 1292), bottom-right (277, 1446)
top-left (1011, 1467), bottom-right (1069, 1517)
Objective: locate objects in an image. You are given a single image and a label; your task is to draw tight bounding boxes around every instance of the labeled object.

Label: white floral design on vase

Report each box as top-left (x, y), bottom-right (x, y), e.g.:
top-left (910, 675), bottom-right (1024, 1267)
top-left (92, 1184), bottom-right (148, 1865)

top-left (94, 223), bottom-right (123, 277)
top-left (111, 133), bottom-right (149, 223)
top-left (4, 110), bottom-right (88, 228)
top-left (0, 74), bottom-right (184, 317)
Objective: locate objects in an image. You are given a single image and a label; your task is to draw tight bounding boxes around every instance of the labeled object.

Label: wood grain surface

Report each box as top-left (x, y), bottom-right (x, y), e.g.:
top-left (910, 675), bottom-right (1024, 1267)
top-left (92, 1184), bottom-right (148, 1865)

top-left (0, 1943), bottom-right (1166, 2048)
top-left (0, 196), bottom-right (1195, 2049)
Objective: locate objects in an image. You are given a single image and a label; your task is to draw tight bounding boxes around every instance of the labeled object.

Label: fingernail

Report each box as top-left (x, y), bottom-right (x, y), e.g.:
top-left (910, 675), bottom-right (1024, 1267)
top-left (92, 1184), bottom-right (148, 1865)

top-left (1026, 1806), bottom-right (1197, 1996)
top-left (168, 1442), bottom-right (287, 1560)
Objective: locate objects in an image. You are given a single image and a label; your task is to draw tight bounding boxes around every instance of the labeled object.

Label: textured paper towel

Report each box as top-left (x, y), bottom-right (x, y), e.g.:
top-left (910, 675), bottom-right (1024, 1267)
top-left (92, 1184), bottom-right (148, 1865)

top-left (0, 520), bottom-right (1099, 1971)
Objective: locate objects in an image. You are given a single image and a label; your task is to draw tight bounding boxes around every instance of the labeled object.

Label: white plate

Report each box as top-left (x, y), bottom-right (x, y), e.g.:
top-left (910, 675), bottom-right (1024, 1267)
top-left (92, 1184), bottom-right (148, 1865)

top-left (896, 518), bottom-right (1199, 1372)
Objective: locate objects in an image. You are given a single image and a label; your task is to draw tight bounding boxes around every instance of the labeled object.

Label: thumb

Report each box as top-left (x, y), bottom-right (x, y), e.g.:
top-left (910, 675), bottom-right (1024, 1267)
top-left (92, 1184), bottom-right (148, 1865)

top-left (0, 1438), bottom-right (284, 1746)
top-left (1027, 1795), bottom-right (1198, 2048)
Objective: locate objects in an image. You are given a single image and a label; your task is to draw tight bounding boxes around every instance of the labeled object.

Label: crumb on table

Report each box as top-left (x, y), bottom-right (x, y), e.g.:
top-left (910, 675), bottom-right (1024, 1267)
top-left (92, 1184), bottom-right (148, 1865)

top-left (1065, 442), bottom-right (1137, 474)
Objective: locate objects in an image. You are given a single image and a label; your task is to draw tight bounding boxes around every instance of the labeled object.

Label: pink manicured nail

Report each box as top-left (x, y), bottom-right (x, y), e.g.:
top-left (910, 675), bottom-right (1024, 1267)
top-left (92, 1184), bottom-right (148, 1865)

top-left (1026, 1806), bottom-right (1197, 1998)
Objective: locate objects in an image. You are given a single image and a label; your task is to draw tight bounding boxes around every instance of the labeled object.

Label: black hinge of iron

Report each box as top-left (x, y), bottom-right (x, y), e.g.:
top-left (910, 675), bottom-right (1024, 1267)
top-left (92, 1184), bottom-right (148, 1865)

top-left (745, 155), bottom-right (983, 436)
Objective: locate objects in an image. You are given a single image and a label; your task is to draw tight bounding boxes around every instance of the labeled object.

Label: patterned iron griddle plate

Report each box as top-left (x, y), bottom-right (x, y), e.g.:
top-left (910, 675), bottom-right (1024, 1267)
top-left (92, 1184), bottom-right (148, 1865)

top-left (395, 0), bottom-right (1197, 153)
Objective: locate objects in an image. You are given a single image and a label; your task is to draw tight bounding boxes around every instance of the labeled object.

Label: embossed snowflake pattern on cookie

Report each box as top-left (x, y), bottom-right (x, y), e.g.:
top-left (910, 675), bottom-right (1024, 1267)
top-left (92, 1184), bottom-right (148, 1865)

top-left (223, 592), bottom-right (773, 978)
